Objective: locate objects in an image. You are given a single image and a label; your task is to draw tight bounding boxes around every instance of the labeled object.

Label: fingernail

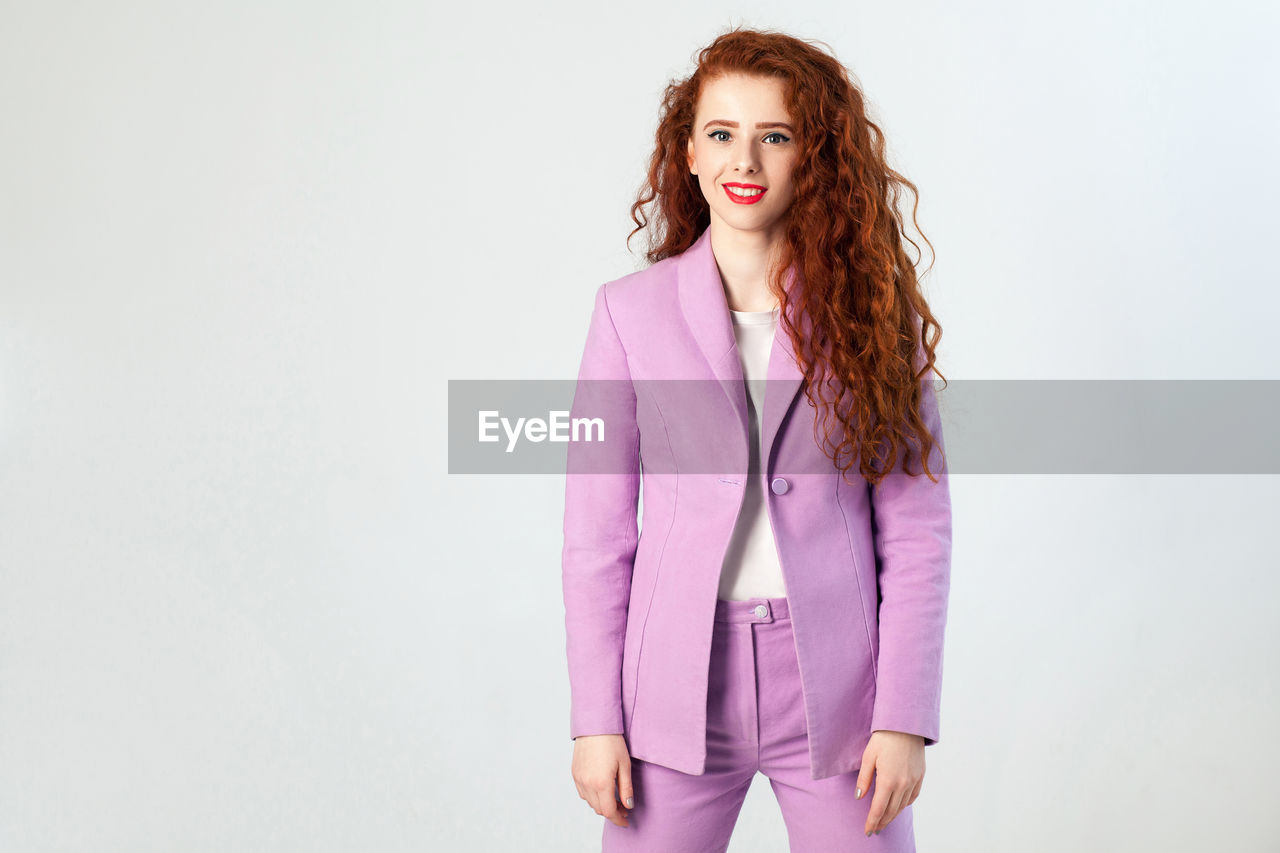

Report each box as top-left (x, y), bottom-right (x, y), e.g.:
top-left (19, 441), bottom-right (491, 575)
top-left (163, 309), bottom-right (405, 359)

top-left (865, 831), bottom-right (871, 837)
top-left (626, 797), bottom-right (634, 808)
top-left (856, 787), bottom-right (862, 798)
top-left (874, 830), bottom-right (881, 835)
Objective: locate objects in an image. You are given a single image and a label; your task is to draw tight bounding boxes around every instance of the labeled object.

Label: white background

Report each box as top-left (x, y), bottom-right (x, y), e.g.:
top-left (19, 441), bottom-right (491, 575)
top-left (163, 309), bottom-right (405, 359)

top-left (2, 1), bottom-right (1278, 850)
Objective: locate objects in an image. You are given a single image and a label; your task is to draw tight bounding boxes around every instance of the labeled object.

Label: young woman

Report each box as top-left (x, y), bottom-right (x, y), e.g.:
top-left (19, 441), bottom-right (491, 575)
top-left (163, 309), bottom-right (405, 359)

top-left (562, 27), bottom-right (951, 853)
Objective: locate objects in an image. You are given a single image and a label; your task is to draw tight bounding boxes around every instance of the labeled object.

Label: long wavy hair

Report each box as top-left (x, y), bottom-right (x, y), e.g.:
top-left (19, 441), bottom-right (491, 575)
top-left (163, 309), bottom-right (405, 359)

top-left (627, 27), bottom-right (946, 486)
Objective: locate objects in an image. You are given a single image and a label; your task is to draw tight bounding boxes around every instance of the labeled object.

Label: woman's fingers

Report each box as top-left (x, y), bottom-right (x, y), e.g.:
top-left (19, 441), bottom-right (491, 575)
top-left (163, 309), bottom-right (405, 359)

top-left (580, 783), bottom-right (598, 816)
top-left (906, 777), bottom-right (923, 808)
top-left (617, 756), bottom-right (635, 811)
top-left (885, 785), bottom-right (908, 831)
top-left (597, 770), bottom-right (630, 827)
top-left (866, 778), bottom-right (906, 835)
top-left (864, 776), bottom-right (889, 835)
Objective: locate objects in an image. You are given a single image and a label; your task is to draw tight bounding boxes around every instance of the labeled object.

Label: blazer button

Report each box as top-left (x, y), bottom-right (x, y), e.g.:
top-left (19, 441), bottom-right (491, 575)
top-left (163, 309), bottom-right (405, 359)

top-left (770, 477), bottom-right (790, 495)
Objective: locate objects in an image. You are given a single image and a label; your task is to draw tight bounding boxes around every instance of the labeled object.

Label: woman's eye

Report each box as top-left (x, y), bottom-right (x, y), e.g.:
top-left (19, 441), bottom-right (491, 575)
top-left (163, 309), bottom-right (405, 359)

top-left (706, 130), bottom-right (790, 144)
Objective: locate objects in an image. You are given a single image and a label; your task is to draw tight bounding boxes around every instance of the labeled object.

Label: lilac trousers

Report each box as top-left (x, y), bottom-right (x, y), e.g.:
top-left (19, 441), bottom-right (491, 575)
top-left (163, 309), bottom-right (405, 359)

top-left (602, 596), bottom-right (915, 853)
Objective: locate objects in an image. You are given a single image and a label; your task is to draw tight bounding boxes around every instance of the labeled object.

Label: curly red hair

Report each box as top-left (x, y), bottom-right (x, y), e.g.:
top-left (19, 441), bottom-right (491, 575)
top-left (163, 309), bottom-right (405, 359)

top-left (626, 26), bottom-right (947, 486)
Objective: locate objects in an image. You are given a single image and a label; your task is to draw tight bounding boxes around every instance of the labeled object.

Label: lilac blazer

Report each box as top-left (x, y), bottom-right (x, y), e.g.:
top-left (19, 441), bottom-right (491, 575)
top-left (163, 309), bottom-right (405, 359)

top-left (562, 224), bottom-right (952, 780)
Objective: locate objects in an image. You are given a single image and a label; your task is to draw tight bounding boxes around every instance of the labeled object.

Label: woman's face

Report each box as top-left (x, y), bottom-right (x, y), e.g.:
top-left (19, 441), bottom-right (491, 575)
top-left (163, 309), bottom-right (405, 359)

top-left (686, 72), bottom-right (799, 240)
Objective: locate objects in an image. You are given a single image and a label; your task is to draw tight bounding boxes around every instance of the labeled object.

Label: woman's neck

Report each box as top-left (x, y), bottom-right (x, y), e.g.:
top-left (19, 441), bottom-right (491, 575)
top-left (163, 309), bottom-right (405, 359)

top-left (708, 221), bottom-right (784, 312)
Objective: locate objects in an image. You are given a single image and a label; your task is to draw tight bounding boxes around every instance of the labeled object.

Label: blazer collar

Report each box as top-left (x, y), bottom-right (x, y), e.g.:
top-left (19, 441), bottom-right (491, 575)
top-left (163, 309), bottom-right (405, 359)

top-left (677, 223), bottom-right (807, 472)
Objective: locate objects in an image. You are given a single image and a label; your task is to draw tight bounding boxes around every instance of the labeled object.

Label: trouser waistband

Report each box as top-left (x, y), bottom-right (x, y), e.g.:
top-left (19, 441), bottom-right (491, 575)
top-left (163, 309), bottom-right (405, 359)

top-left (714, 596), bottom-right (790, 623)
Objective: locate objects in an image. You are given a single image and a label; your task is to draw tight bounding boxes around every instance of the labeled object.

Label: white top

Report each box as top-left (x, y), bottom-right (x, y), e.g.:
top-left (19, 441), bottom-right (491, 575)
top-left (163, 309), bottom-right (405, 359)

top-left (717, 307), bottom-right (788, 601)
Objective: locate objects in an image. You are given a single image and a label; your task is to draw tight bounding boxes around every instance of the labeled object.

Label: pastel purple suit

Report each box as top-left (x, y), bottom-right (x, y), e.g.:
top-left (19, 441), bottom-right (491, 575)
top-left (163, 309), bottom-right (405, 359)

top-left (562, 224), bottom-right (952, 781)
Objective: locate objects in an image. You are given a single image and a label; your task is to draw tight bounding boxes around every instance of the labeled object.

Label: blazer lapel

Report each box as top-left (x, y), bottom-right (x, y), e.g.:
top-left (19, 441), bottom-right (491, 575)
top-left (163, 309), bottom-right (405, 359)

top-left (677, 224), bottom-right (806, 473)
top-left (760, 293), bottom-right (806, 471)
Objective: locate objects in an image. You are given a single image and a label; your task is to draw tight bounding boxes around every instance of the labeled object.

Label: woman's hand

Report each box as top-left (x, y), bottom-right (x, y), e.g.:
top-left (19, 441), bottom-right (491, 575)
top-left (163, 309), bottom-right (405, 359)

top-left (572, 734), bottom-right (634, 828)
top-left (856, 729), bottom-right (925, 836)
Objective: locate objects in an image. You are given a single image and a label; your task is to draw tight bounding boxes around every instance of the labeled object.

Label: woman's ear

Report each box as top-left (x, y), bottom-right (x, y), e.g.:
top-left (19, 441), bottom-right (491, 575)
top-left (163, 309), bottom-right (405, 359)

top-left (686, 138), bottom-right (697, 175)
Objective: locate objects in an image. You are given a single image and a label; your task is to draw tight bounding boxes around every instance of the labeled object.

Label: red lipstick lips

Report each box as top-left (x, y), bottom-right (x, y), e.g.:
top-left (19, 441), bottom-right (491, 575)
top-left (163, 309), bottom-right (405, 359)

top-left (722, 182), bottom-right (767, 205)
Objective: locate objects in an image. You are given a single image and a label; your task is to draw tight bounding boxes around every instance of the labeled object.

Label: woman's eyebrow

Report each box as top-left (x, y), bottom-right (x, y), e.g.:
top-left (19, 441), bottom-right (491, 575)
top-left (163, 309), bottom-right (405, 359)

top-left (702, 120), bottom-right (795, 132)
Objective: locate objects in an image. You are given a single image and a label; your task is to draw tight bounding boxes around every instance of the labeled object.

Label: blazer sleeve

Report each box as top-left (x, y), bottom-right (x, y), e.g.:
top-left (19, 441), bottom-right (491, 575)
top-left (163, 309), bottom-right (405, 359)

top-left (868, 347), bottom-right (953, 747)
top-left (561, 281), bottom-right (641, 740)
